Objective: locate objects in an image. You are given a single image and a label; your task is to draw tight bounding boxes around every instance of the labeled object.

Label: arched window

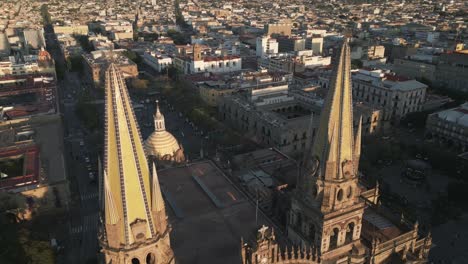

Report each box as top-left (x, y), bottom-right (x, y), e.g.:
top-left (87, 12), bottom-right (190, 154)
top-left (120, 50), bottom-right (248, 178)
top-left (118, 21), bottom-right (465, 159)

top-left (329, 228), bottom-right (339, 250)
top-left (146, 253), bottom-right (156, 264)
top-left (347, 186), bottom-right (353, 199)
top-left (337, 189), bottom-right (344, 201)
top-left (131, 258), bottom-right (140, 264)
top-left (345, 222), bottom-right (355, 243)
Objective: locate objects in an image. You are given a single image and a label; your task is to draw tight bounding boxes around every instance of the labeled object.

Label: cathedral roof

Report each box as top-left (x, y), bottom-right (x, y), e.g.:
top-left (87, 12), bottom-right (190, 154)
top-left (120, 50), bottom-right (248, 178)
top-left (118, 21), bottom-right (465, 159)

top-left (103, 63), bottom-right (156, 245)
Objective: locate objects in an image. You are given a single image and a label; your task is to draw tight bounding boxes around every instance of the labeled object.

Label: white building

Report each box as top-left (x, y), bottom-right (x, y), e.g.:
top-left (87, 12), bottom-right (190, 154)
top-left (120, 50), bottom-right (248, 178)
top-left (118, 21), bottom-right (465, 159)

top-left (143, 51), bottom-right (172, 72)
top-left (318, 69), bottom-right (427, 122)
top-left (256, 36), bottom-right (278, 57)
top-left (174, 51), bottom-right (241, 74)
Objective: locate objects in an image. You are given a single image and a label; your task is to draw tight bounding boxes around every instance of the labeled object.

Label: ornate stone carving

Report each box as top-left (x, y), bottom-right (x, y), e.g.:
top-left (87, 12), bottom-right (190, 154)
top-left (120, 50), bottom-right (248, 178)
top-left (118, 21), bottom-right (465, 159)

top-left (130, 218), bottom-right (148, 242)
top-left (341, 160), bottom-right (353, 178)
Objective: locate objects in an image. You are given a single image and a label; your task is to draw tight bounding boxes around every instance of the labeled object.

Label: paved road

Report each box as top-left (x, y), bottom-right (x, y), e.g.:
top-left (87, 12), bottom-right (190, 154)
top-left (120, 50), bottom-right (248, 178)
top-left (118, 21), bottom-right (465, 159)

top-left (62, 72), bottom-right (100, 264)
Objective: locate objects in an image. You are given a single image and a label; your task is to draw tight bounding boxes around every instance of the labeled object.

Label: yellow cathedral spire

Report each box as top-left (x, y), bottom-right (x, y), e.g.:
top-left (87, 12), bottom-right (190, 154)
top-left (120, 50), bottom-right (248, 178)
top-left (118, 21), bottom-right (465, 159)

top-left (100, 63), bottom-right (175, 264)
top-left (307, 38), bottom-right (356, 180)
top-left (287, 38), bottom-right (367, 256)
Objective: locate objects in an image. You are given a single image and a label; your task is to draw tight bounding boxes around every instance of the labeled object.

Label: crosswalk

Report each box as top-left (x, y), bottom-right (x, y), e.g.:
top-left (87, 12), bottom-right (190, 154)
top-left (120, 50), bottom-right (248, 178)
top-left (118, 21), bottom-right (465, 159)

top-left (69, 213), bottom-right (99, 235)
top-left (80, 191), bottom-right (98, 201)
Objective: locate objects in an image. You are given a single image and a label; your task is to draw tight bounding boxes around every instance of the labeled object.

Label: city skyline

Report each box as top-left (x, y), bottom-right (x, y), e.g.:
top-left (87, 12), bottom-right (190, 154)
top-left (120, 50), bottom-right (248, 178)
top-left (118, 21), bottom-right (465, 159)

top-left (0, 0), bottom-right (467, 264)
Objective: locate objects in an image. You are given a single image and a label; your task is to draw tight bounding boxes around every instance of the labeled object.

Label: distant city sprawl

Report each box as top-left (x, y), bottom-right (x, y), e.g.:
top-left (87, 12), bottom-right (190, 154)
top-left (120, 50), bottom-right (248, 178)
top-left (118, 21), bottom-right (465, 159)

top-left (0, 0), bottom-right (467, 264)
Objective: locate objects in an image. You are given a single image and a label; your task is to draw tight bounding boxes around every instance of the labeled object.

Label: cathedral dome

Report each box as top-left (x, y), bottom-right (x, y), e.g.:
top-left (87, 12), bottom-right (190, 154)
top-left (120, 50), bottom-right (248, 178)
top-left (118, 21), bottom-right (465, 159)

top-left (144, 101), bottom-right (185, 163)
top-left (144, 130), bottom-right (181, 159)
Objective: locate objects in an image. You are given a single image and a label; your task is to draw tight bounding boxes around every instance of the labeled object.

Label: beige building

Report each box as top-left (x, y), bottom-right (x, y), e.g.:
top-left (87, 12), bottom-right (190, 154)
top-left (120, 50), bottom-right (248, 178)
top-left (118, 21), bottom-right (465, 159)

top-left (219, 80), bottom-right (318, 156)
top-left (82, 49), bottom-right (138, 87)
top-left (393, 58), bottom-right (437, 82)
top-left (198, 81), bottom-right (235, 106)
top-left (367, 45), bottom-right (385, 59)
top-left (53, 25), bottom-right (89, 35)
top-left (265, 22), bottom-right (292, 37)
top-left (426, 102), bottom-right (468, 151)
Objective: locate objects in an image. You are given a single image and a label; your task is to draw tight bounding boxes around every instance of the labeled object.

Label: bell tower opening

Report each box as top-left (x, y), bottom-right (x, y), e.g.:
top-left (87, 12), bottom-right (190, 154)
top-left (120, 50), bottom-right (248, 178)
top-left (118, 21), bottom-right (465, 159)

top-left (329, 228), bottom-right (340, 250)
top-left (345, 222), bottom-right (355, 243)
top-left (146, 253), bottom-right (156, 264)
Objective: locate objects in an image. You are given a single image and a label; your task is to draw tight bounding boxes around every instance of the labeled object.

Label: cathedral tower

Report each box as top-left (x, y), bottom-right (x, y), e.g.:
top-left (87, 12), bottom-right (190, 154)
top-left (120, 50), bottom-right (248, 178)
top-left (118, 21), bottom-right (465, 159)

top-left (287, 39), bottom-right (366, 261)
top-left (99, 64), bottom-right (175, 264)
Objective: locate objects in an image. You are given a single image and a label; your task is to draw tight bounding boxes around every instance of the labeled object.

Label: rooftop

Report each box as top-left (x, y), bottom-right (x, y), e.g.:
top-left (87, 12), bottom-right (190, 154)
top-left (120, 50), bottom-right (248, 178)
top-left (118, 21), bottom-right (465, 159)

top-left (434, 102), bottom-right (468, 127)
top-left (158, 161), bottom-right (272, 264)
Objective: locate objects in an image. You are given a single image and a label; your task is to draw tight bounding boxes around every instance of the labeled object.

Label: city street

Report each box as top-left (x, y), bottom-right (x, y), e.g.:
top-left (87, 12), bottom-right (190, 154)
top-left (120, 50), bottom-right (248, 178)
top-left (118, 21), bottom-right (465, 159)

top-left (61, 72), bottom-right (100, 264)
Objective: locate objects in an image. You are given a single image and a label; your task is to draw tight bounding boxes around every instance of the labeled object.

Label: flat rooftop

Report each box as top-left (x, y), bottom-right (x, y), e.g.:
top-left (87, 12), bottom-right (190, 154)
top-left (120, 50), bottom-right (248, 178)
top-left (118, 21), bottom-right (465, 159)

top-left (158, 160), bottom-right (271, 264)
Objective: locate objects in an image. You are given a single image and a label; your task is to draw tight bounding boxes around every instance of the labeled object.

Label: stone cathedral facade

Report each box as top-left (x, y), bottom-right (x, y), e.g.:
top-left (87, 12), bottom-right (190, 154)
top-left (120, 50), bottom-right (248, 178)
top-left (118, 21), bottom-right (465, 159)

top-left (242, 40), bottom-right (432, 264)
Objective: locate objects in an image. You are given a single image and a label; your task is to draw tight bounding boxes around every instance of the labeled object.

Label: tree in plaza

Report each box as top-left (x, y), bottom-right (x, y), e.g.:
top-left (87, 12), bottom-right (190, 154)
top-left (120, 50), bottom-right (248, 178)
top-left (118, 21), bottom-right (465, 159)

top-left (130, 78), bottom-right (149, 90)
top-left (0, 193), bottom-right (54, 264)
top-left (122, 50), bottom-right (142, 64)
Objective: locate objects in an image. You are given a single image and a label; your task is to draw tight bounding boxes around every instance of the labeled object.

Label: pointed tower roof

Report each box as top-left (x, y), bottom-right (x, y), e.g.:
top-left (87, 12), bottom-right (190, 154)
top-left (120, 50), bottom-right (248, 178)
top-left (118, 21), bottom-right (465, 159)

top-left (154, 100), bottom-right (165, 132)
top-left (151, 161), bottom-right (166, 213)
top-left (103, 63), bottom-right (155, 245)
top-left (308, 39), bottom-right (354, 180)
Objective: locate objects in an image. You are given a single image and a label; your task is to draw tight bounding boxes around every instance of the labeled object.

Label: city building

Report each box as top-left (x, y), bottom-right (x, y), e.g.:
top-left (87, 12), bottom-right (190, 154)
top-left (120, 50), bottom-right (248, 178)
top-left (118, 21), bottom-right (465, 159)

top-left (23, 29), bottom-right (46, 50)
top-left (319, 69), bottom-right (427, 122)
top-left (256, 36), bottom-right (278, 57)
top-left (291, 87), bottom-right (385, 135)
top-left (0, 50), bottom-right (55, 77)
top-left (393, 58), bottom-right (437, 82)
top-left (99, 64), bottom-right (175, 264)
top-left (144, 101), bottom-right (185, 164)
top-left (306, 35), bottom-right (324, 55)
top-left (435, 51), bottom-right (468, 92)
top-left (173, 45), bottom-right (241, 74)
top-left (0, 74), bottom-right (57, 118)
top-left (143, 51), bottom-right (173, 73)
top-left (425, 102), bottom-right (468, 152)
top-left (195, 70), bottom-right (292, 107)
top-left (265, 22), bottom-right (292, 37)
top-left (53, 24), bottom-right (89, 35)
top-left (82, 49), bottom-right (138, 87)
top-left (277, 36), bottom-right (306, 53)
top-left (259, 52), bottom-right (331, 73)
top-left (219, 75), bottom-right (318, 156)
